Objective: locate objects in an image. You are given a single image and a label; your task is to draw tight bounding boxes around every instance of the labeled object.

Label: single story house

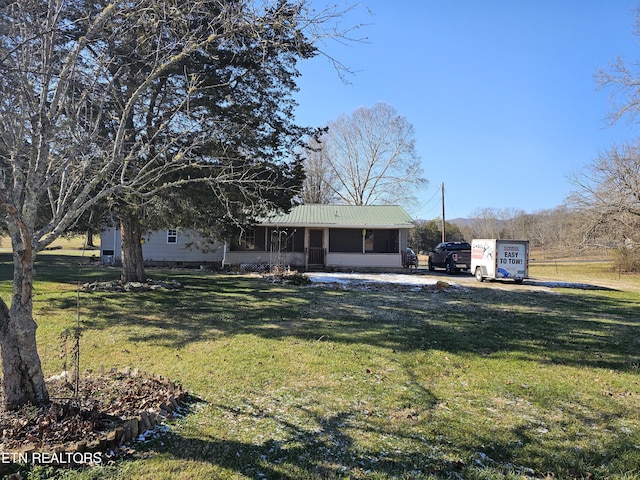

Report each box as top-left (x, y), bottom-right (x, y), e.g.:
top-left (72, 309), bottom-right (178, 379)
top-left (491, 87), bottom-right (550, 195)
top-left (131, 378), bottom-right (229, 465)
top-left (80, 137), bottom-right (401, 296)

top-left (225, 204), bottom-right (415, 272)
top-left (100, 204), bottom-right (415, 272)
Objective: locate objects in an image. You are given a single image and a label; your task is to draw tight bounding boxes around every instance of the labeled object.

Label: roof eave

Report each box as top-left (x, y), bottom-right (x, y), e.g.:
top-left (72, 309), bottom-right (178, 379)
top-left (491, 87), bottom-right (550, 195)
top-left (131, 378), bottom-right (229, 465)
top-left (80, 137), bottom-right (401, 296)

top-left (259, 222), bottom-right (414, 229)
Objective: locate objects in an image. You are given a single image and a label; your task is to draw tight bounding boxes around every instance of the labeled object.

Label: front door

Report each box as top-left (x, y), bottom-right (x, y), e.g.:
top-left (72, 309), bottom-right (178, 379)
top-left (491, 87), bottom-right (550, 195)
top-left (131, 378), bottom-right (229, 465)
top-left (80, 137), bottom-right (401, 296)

top-left (307, 229), bottom-right (325, 266)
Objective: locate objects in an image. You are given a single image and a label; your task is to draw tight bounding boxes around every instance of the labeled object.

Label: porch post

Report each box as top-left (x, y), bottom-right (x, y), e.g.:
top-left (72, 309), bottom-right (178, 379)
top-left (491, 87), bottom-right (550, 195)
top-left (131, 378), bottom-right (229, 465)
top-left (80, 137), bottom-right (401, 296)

top-left (305, 228), bottom-right (309, 270)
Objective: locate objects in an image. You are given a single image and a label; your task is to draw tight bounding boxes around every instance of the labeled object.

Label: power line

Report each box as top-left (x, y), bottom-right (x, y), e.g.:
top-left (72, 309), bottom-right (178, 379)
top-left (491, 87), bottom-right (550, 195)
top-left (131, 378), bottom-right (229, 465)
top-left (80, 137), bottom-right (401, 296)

top-left (412, 184), bottom-right (441, 220)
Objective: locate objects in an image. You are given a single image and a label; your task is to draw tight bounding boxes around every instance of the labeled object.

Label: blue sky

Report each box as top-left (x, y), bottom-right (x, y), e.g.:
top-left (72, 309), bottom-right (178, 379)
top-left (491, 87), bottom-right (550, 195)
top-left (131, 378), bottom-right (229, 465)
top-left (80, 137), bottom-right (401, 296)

top-left (294, 1), bottom-right (640, 220)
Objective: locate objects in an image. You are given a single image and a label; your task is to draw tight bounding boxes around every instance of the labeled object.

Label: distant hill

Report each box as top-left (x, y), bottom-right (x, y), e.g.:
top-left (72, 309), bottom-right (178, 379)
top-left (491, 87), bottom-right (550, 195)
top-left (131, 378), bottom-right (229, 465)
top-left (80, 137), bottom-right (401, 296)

top-left (449, 217), bottom-right (473, 226)
top-left (413, 217), bottom-right (472, 226)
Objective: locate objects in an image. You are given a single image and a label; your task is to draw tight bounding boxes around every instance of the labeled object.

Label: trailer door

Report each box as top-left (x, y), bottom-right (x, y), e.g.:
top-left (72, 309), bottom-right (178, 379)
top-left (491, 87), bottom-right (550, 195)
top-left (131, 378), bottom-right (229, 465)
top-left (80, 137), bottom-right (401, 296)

top-left (496, 242), bottom-right (527, 279)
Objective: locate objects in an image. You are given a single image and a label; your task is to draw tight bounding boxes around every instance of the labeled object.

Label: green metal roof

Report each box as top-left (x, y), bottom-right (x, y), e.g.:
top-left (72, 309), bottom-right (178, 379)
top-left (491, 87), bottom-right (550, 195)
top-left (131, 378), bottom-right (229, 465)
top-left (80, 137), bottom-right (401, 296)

top-left (261, 204), bottom-right (414, 228)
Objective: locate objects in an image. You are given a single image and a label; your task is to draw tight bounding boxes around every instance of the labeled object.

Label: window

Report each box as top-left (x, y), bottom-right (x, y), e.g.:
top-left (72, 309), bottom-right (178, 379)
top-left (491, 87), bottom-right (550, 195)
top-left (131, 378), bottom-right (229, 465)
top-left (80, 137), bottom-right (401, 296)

top-left (230, 226), bottom-right (267, 251)
top-left (243, 228), bottom-right (256, 250)
top-left (268, 228), bottom-right (305, 253)
top-left (329, 229), bottom-right (362, 253)
top-left (167, 229), bottom-right (178, 244)
top-left (371, 229), bottom-right (399, 253)
top-left (328, 228), bottom-right (399, 253)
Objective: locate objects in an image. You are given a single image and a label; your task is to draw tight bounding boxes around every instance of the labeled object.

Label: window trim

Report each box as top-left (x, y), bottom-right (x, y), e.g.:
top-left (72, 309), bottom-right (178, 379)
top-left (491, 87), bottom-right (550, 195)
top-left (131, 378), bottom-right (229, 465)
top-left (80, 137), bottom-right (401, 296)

top-left (167, 229), bottom-right (178, 244)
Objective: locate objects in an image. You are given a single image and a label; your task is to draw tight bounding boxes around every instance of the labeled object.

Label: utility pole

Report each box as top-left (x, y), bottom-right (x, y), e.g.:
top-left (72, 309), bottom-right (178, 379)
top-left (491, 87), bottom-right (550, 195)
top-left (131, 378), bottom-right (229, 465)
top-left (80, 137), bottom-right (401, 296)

top-left (441, 182), bottom-right (446, 243)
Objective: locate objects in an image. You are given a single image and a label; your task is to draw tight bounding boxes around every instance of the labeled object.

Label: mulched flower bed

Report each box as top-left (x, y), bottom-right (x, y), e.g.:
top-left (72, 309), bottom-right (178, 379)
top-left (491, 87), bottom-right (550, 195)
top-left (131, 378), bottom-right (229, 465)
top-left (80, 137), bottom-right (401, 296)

top-left (0, 369), bottom-right (190, 462)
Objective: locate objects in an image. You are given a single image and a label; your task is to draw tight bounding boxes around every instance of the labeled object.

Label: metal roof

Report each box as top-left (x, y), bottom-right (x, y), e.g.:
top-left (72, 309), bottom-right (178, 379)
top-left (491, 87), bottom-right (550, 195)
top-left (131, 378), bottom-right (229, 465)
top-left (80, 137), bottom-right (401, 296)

top-left (261, 204), bottom-right (414, 228)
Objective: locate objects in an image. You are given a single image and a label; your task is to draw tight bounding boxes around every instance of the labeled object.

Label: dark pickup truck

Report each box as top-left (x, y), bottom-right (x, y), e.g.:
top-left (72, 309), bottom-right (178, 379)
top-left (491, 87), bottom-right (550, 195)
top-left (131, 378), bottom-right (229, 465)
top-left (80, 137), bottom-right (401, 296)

top-left (427, 242), bottom-right (472, 274)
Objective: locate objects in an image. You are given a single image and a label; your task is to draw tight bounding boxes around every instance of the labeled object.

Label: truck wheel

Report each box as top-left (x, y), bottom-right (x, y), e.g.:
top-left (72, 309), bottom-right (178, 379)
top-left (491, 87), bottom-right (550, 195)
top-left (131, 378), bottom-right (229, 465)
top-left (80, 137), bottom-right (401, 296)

top-left (428, 259), bottom-right (434, 271)
top-left (445, 260), bottom-right (455, 274)
top-left (474, 267), bottom-right (484, 282)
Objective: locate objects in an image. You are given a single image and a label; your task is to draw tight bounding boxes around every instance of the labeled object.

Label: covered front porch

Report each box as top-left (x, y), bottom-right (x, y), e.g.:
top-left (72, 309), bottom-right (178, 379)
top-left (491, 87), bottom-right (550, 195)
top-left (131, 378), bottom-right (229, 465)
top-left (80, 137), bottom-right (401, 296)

top-left (224, 225), bottom-right (409, 272)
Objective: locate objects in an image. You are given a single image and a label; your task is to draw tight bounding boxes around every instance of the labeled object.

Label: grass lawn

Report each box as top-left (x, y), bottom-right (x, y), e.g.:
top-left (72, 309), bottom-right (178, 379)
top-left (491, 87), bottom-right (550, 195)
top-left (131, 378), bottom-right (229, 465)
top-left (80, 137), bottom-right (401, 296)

top-left (1, 254), bottom-right (639, 479)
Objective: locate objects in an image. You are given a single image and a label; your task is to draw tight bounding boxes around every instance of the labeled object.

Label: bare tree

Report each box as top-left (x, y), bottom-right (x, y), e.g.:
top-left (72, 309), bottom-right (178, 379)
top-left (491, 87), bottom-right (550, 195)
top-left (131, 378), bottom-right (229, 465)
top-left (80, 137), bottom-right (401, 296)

top-left (302, 102), bottom-right (426, 207)
top-left (301, 135), bottom-right (338, 204)
top-left (527, 209), bottom-right (558, 258)
top-left (498, 208), bottom-right (527, 239)
top-left (468, 207), bottom-right (503, 239)
top-left (597, 28), bottom-right (640, 128)
top-left (569, 141), bottom-right (640, 244)
top-left (581, 8), bottom-right (640, 253)
top-left (0, 0), bottom-right (359, 410)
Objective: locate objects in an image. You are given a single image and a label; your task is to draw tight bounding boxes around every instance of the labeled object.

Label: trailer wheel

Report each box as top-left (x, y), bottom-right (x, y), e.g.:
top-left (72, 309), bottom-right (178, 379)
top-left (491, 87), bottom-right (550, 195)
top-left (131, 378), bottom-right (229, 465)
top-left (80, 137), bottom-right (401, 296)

top-left (474, 267), bottom-right (484, 282)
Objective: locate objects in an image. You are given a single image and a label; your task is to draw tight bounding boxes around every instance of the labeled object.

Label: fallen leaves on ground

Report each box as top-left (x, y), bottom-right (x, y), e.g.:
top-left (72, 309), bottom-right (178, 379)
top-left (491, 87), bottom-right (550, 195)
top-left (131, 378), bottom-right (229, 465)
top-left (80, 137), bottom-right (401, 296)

top-left (0, 371), bottom-right (183, 452)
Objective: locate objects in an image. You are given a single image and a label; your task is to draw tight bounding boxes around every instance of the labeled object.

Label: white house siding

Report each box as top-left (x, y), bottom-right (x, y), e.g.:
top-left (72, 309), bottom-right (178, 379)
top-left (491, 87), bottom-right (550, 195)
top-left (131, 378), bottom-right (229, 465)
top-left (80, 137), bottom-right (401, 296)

top-left (326, 253), bottom-right (402, 271)
top-left (100, 227), bottom-right (121, 265)
top-left (143, 230), bottom-right (223, 264)
top-left (223, 251), bottom-right (305, 269)
top-left (100, 227), bottom-right (223, 266)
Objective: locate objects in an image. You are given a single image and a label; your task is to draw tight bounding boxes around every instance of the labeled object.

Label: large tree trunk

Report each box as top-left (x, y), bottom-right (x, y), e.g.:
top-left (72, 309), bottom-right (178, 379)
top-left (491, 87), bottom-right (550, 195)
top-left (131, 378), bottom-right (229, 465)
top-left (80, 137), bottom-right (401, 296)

top-left (0, 248), bottom-right (49, 411)
top-left (85, 230), bottom-right (95, 248)
top-left (120, 212), bottom-right (146, 283)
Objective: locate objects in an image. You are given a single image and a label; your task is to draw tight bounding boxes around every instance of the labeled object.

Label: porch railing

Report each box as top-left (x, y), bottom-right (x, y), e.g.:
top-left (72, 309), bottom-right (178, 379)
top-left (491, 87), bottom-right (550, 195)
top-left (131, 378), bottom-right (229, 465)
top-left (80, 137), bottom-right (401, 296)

top-left (307, 247), bottom-right (325, 265)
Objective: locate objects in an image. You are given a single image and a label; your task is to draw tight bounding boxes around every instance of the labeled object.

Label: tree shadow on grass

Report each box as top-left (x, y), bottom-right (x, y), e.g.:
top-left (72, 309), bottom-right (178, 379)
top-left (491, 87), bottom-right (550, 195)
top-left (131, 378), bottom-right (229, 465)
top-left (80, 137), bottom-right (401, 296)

top-left (42, 268), bottom-right (640, 374)
top-left (137, 387), bottom-right (640, 479)
top-left (138, 392), bottom-right (467, 480)
top-left (464, 415), bottom-right (640, 478)
top-left (143, 427), bottom-right (436, 479)
top-left (17, 249), bottom-right (638, 374)
top-left (0, 252), bottom-right (122, 284)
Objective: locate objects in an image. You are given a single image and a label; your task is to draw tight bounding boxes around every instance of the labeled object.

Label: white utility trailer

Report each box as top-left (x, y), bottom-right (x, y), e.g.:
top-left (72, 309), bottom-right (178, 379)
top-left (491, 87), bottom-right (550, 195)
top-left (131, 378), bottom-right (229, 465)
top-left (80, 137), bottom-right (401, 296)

top-left (471, 239), bottom-right (529, 283)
